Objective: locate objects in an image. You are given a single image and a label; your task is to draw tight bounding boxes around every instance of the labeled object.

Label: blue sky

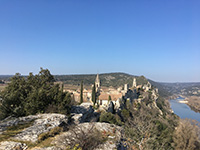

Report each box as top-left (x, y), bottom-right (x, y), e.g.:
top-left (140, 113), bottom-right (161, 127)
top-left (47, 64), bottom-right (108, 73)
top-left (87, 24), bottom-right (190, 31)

top-left (0, 0), bottom-right (199, 82)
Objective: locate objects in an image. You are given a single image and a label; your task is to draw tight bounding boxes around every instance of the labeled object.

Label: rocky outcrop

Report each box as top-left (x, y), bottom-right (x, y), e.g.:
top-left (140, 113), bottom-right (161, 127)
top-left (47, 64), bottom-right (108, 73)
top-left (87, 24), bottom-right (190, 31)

top-left (71, 102), bottom-right (99, 124)
top-left (0, 103), bottom-right (124, 150)
top-left (0, 115), bottom-right (38, 134)
top-left (0, 141), bottom-right (27, 150)
top-left (12, 114), bottom-right (68, 142)
top-left (32, 147), bottom-right (62, 150)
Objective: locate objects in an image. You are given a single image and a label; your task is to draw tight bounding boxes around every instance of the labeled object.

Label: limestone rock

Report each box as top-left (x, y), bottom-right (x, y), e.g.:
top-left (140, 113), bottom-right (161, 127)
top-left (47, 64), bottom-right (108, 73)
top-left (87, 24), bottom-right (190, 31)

top-left (0, 115), bottom-right (38, 134)
top-left (32, 146), bottom-right (62, 150)
top-left (12, 113), bottom-right (68, 143)
top-left (0, 141), bottom-right (27, 150)
top-left (71, 102), bottom-right (99, 123)
top-left (71, 102), bottom-right (93, 114)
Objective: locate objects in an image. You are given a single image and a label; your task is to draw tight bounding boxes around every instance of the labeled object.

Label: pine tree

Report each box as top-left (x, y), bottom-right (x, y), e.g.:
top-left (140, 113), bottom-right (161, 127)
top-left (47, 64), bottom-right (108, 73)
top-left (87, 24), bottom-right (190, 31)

top-left (92, 83), bottom-right (96, 106)
top-left (108, 95), bottom-right (112, 101)
top-left (80, 81), bottom-right (83, 104)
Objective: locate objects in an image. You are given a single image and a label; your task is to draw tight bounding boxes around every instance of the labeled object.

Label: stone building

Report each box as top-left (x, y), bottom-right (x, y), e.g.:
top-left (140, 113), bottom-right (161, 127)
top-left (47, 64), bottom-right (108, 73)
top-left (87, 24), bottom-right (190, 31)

top-left (132, 78), bottom-right (137, 88)
top-left (143, 81), bottom-right (152, 92)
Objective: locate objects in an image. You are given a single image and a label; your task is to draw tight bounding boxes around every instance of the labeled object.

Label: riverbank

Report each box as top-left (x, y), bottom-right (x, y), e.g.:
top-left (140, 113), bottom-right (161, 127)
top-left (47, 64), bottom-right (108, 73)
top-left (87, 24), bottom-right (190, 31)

top-left (185, 96), bottom-right (200, 113)
top-left (169, 97), bottom-right (200, 122)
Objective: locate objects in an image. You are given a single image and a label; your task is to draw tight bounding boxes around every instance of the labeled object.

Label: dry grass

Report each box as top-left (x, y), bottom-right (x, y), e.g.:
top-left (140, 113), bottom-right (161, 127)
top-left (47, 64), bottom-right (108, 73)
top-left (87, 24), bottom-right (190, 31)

top-left (38, 126), bottom-right (63, 142)
top-left (0, 84), bottom-right (7, 91)
top-left (33, 137), bottom-right (54, 148)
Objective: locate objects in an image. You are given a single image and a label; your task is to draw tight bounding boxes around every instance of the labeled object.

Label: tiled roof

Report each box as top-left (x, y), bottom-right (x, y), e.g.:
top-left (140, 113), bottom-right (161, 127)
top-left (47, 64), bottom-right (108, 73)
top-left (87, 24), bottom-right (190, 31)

top-left (99, 92), bottom-right (122, 101)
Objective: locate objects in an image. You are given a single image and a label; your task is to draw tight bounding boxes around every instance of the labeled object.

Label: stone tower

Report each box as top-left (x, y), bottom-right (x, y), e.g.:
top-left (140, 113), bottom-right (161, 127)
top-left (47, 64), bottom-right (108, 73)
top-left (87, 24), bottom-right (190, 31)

top-left (124, 84), bottom-right (129, 92)
top-left (132, 78), bottom-right (137, 88)
top-left (95, 73), bottom-right (101, 92)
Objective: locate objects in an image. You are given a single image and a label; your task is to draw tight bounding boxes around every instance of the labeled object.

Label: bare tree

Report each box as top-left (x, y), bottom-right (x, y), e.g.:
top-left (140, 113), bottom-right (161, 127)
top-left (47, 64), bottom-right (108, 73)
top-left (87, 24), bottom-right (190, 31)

top-left (56, 123), bottom-right (104, 150)
top-left (173, 119), bottom-right (200, 150)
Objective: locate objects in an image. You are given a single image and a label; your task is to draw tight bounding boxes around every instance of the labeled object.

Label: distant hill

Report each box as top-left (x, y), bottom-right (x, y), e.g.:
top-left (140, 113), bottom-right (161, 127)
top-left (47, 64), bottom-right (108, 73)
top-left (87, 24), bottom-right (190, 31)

top-left (1, 73), bottom-right (199, 97)
top-left (0, 75), bottom-right (13, 81)
top-left (55, 73), bottom-right (148, 87)
top-left (159, 82), bottom-right (200, 97)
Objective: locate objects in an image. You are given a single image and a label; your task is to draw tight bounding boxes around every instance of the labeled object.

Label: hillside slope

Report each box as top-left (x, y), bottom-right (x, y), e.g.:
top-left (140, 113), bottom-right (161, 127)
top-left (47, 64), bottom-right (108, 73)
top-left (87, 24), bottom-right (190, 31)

top-left (55, 73), bottom-right (148, 87)
top-left (54, 73), bottom-right (170, 97)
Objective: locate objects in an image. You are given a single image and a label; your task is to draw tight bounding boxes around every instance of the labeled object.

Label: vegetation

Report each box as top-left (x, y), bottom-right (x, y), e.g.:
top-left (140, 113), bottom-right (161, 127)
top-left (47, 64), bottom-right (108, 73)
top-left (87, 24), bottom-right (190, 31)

top-left (0, 68), bottom-right (72, 120)
top-left (54, 73), bottom-right (144, 87)
top-left (92, 83), bottom-right (96, 106)
top-left (80, 81), bottom-right (83, 104)
top-left (160, 82), bottom-right (200, 97)
top-left (100, 112), bottom-right (122, 126)
top-left (99, 95), bottom-right (179, 150)
top-left (57, 124), bottom-right (106, 150)
top-left (186, 96), bottom-right (200, 113)
top-left (122, 99), bottom-right (178, 150)
top-left (173, 119), bottom-right (200, 150)
top-left (38, 126), bottom-right (63, 142)
top-left (108, 95), bottom-right (111, 101)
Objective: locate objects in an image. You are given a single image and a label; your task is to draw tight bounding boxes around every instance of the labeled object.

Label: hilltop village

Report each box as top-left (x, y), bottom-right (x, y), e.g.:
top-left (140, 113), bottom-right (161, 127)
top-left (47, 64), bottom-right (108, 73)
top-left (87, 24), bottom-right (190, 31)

top-left (67, 74), bottom-right (159, 112)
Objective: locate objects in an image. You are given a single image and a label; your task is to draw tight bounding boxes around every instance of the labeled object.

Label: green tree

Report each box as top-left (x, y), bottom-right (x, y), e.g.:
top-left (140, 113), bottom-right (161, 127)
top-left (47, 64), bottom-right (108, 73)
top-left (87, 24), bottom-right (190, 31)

top-left (92, 83), bottom-right (96, 106)
top-left (0, 68), bottom-right (72, 119)
top-left (0, 73), bottom-right (26, 117)
top-left (80, 81), bottom-right (83, 104)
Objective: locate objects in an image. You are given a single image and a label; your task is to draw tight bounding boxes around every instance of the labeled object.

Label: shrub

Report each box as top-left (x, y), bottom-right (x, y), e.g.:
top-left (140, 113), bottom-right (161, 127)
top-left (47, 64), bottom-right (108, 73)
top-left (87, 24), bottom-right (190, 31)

top-left (38, 126), bottom-right (63, 142)
top-left (49, 126), bottom-right (63, 136)
top-left (38, 132), bottom-right (49, 142)
top-left (121, 109), bottom-right (130, 121)
top-left (100, 112), bottom-right (122, 126)
top-left (57, 124), bottom-right (105, 150)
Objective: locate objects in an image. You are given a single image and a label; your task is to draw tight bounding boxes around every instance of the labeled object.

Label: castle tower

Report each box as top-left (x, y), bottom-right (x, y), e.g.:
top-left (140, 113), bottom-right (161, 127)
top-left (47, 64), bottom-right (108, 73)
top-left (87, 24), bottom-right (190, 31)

top-left (95, 73), bottom-right (101, 92)
top-left (132, 78), bottom-right (137, 88)
top-left (124, 84), bottom-right (129, 92)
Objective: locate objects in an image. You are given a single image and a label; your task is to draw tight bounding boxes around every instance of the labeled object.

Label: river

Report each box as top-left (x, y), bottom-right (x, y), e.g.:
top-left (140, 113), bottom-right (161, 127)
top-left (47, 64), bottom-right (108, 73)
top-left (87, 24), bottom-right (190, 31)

top-left (169, 97), bottom-right (200, 122)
